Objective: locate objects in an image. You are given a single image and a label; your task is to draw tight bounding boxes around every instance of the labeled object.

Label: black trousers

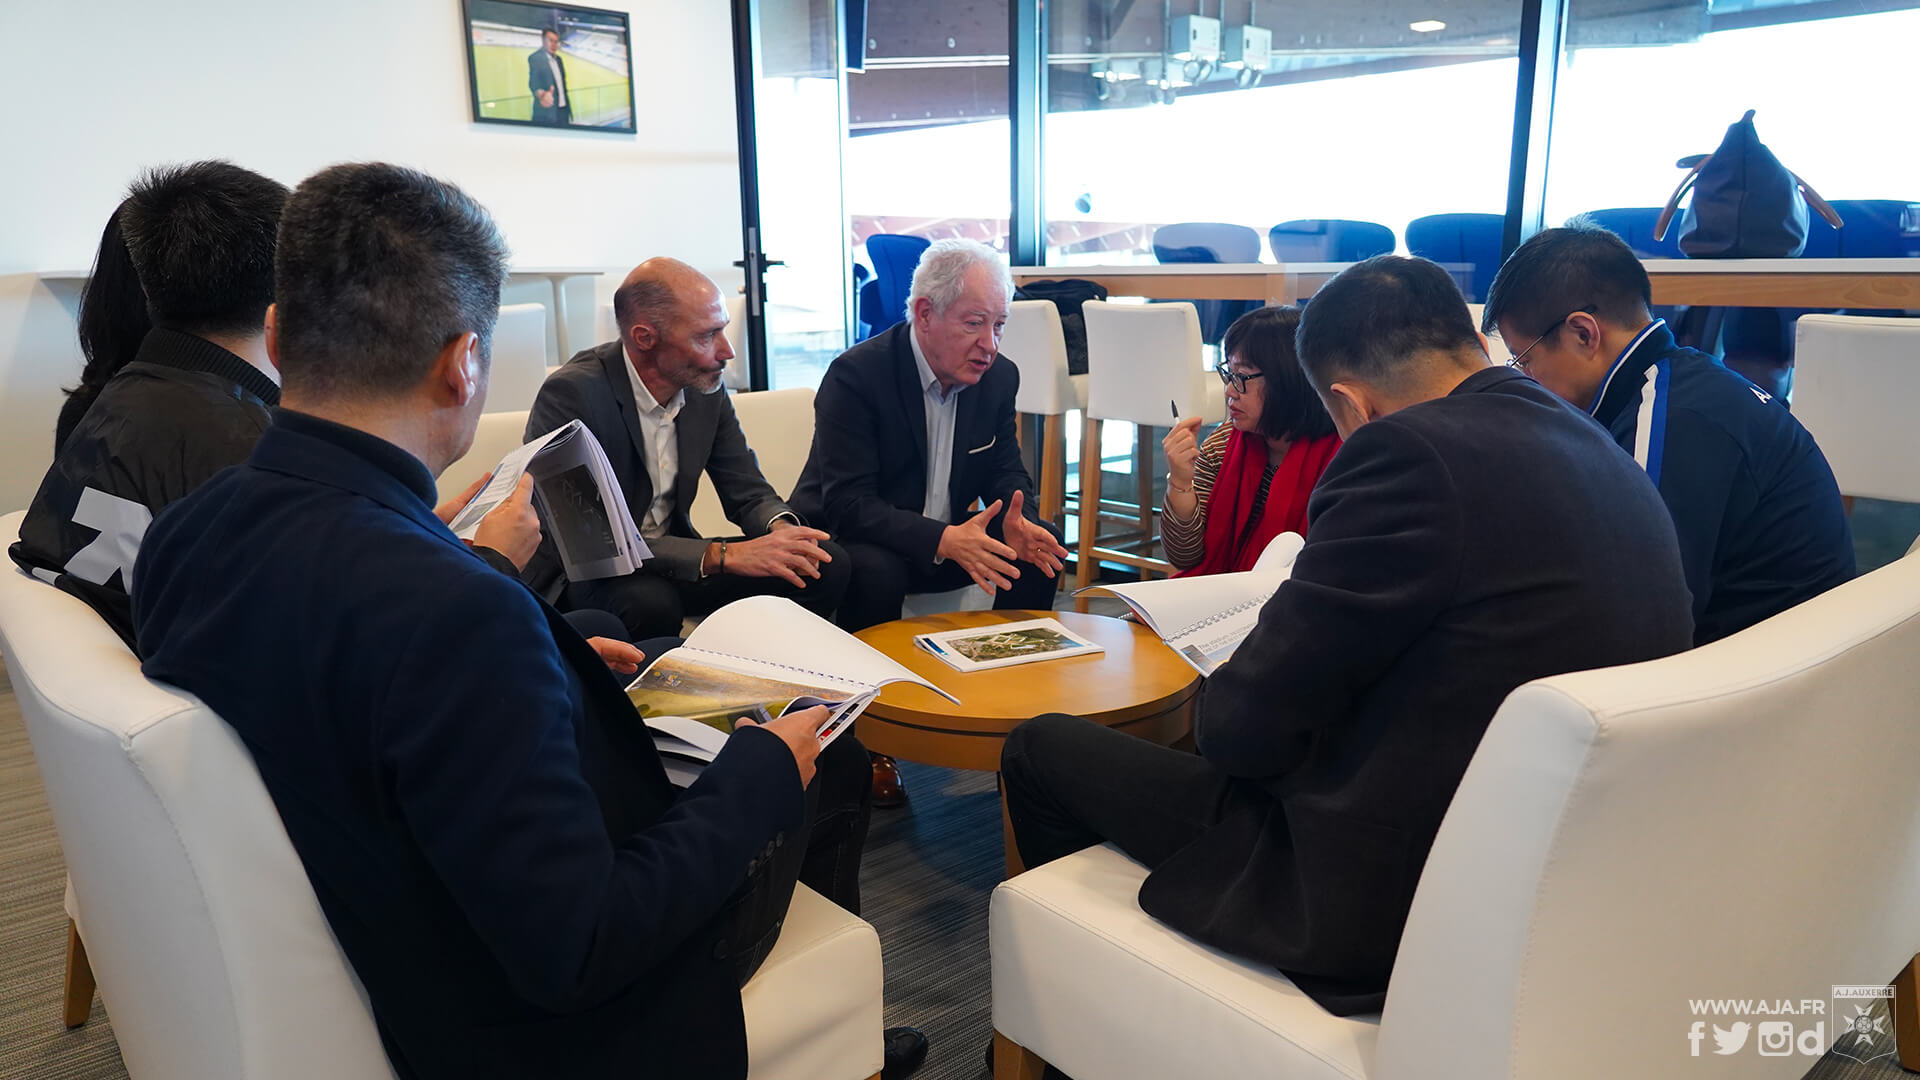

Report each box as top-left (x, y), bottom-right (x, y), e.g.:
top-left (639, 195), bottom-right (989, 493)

top-left (835, 517), bottom-right (1065, 632)
top-left (1000, 713), bottom-right (1265, 873)
top-left (721, 731), bottom-right (872, 986)
top-left (561, 538), bottom-right (852, 640)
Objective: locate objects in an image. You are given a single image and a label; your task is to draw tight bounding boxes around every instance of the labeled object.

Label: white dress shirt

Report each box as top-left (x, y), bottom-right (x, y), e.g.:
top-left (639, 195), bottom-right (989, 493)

top-left (544, 52), bottom-right (567, 107)
top-left (909, 328), bottom-right (964, 525)
top-left (624, 357), bottom-right (684, 540)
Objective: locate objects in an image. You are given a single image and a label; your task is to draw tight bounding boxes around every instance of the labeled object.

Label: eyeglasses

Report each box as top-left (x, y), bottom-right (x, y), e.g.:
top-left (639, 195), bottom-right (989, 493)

top-left (1215, 365), bottom-right (1265, 394)
top-left (1506, 305), bottom-right (1597, 373)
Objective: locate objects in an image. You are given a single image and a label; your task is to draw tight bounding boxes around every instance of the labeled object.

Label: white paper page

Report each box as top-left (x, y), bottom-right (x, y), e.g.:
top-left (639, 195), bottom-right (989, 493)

top-left (643, 715), bottom-right (728, 760)
top-left (682, 595), bottom-right (960, 704)
top-left (659, 758), bottom-right (704, 788)
top-left (526, 424), bottom-right (650, 580)
top-left (1075, 532), bottom-right (1304, 676)
top-left (448, 422), bottom-right (575, 539)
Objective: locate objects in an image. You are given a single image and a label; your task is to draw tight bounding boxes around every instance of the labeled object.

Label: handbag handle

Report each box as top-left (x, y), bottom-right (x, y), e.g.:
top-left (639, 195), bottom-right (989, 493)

top-left (1654, 157), bottom-right (1710, 243)
top-left (1793, 170), bottom-right (1845, 229)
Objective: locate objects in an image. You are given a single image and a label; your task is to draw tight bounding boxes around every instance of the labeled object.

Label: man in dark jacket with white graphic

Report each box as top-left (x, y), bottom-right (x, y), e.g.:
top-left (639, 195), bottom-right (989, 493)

top-left (1483, 223), bottom-right (1854, 644)
top-left (9, 161), bottom-right (288, 646)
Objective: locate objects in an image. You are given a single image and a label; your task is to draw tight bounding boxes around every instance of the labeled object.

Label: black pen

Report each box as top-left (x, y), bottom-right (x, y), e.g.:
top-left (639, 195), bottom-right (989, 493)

top-left (1170, 399), bottom-right (1179, 423)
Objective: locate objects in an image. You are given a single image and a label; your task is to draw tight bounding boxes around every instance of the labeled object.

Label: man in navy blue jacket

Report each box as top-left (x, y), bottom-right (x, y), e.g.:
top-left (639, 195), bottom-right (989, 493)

top-left (131, 164), bottom-right (913, 1079)
top-left (1483, 224), bottom-right (1854, 644)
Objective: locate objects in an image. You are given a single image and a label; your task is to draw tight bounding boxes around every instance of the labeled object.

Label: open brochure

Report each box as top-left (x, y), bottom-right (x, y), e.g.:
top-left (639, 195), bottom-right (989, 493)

top-left (627, 595), bottom-right (959, 782)
top-left (447, 419), bottom-right (650, 582)
top-left (914, 617), bottom-right (1104, 673)
top-left (1074, 532), bottom-right (1304, 677)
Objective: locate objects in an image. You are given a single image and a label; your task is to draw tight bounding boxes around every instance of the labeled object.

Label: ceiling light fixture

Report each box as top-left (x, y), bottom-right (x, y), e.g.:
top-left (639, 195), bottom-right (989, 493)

top-left (1409, 19), bottom-right (1447, 32)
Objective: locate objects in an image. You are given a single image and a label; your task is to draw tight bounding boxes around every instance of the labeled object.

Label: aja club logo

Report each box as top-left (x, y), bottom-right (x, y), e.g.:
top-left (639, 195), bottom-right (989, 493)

top-left (1685, 985), bottom-right (1897, 1062)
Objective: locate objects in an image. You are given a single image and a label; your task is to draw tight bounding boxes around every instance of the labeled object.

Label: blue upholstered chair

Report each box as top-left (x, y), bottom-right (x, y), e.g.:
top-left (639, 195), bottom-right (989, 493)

top-left (1808, 200), bottom-right (1920, 259)
top-left (1267, 219), bottom-right (1396, 264)
top-left (1404, 213), bottom-right (1504, 303)
top-left (851, 263), bottom-right (874, 342)
top-left (1150, 222), bottom-right (1262, 345)
top-left (862, 234), bottom-right (931, 339)
top-left (1579, 208), bottom-right (1684, 259)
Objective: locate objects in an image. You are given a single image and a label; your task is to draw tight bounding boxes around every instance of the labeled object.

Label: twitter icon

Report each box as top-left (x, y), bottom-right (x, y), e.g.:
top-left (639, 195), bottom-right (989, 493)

top-left (1714, 1022), bottom-right (1752, 1055)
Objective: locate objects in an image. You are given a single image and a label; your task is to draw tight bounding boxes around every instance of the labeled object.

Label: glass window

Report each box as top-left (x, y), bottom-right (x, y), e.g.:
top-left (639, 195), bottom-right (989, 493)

top-left (842, 2), bottom-right (1012, 343)
top-left (1044, 2), bottom-right (1523, 266)
top-left (1545, 3), bottom-right (1920, 232)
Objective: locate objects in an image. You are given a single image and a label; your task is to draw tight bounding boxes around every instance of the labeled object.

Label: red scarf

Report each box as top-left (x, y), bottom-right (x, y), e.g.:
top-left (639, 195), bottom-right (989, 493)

top-left (1176, 428), bottom-right (1341, 577)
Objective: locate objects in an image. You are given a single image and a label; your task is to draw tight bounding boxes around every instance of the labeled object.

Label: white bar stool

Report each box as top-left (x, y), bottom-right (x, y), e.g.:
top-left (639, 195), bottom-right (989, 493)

top-left (1077, 301), bottom-right (1226, 605)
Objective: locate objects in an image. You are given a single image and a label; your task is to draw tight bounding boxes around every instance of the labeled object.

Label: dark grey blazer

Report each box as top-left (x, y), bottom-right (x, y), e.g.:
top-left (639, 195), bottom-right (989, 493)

top-left (524, 341), bottom-right (796, 591)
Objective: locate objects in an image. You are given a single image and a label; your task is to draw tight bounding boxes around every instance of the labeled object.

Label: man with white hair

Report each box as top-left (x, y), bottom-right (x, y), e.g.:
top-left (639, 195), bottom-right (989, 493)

top-left (793, 238), bottom-right (1068, 803)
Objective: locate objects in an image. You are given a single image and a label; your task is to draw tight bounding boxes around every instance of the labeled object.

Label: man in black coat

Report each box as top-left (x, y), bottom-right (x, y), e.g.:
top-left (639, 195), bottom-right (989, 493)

top-left (527, 28), bottom-right (570, 125)
top-left (525, 257), bottom-right (850, 640)
top-left (11, 162), bottom-right (285, 647)
top-left (132, 163), bottom-right (901, 1080)
top-left (1002, 255), bottom-right (1695, 1016)
top-left (791, 238), bottom-right (1069, 633)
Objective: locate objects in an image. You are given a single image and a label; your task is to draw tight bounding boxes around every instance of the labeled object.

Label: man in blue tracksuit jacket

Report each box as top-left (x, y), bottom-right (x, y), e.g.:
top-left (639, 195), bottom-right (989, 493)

top-left (1483, 224), bottom-right (1854, 645)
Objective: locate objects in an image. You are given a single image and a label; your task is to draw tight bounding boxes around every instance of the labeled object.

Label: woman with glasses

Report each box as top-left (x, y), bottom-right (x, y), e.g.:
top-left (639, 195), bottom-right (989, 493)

top-left (1161, 306), bottom-right (1342, 576)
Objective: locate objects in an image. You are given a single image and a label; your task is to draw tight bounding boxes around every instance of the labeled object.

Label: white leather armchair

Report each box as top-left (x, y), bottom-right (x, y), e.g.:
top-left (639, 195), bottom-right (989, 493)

top-left (1791, 313), bottom-right (1920, 503)
top-left (436, 409), bottom-right (531, 503)
top-left (0, 510), bottom-right (885, 1080)
top-left (689, 387), bottom-right (815, 538)
top-left (992, 542), bottom-right (1920, 1079)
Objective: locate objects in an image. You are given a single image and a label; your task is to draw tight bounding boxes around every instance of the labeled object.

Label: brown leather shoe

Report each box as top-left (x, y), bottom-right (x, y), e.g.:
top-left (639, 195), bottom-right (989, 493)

top-left (870, 753), bottom-right (907, 808)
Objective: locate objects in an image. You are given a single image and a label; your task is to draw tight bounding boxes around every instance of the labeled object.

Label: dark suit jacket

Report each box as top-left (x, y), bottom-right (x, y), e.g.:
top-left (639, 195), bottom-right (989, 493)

top-left (791, 321), bottom-right (1039, 565)
top-left (1137, 367), bottom-right (1695, 1015)
top-left (133, 409), bottom-right (803, 1079)
top-left (527, 47), bottom-right (566, 122)
top-left (525, 341), bottom-right (798, 591)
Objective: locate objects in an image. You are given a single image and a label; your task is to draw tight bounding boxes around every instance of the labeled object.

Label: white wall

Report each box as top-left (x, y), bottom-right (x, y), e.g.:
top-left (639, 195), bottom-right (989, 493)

top-left (0, 0), bottom-right (742, 513)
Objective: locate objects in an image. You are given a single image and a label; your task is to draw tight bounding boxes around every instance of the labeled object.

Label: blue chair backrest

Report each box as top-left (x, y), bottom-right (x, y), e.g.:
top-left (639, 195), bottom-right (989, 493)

top-left (1580, 208), bottom-right (1685, 259)
top-left (1807, 200), bottom-right (1920, 259)
top-left (1404, 213), bottom-right (1504, 302)
top-left (1151, 222), bottom-right (1261, 265)
top-left (1268, 219), bottom-right (1396, 263)
top-left (1149, 223), bottom-right (1261, 345)
top-left (866, 234), bottom-right (932, 335)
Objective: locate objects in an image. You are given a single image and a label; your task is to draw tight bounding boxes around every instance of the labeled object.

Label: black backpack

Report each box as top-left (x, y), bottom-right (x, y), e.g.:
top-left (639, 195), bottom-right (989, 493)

top-left (1013, 279), bottom-right (1108, 376)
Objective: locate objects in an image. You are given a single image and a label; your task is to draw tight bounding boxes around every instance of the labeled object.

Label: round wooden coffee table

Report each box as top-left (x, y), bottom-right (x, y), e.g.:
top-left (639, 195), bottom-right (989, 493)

top-left (853, 609), bottom-right (1200, 773)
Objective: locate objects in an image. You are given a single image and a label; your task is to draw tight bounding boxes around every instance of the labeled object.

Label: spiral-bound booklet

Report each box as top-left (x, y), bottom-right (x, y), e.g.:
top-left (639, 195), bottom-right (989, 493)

top-left (626, 595), bottom-right (958, 780)
top-left (1074, 532), bottom-right (1304, 677)
top-left (447, 419), bottom-right (650, 583)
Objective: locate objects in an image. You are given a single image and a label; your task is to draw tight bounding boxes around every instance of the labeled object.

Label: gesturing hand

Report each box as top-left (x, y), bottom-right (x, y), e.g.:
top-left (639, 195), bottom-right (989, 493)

top-left (586, 637), bottom-right (645, 676)
top-left (725, 522), bottom-right (834, 588)
top-left (1163, 417), bottom-right (1204, 490)
top-left (536, 88), bottom-right (554, 108)
top-left (1000, 490), bottom-right (1068, 579)
top-left (937, 499), bottom-right (1020, 595)
top-left (471, 474), bottom-right (542, 571)
top-left (734, 704), bottom-right (831, 788)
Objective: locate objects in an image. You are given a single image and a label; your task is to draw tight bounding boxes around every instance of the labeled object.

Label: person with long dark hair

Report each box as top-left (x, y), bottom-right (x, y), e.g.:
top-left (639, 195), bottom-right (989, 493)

top-left (55, 203), bottom-right (150, 451)
top-left (1161, 306), bottom-right (1341, 575)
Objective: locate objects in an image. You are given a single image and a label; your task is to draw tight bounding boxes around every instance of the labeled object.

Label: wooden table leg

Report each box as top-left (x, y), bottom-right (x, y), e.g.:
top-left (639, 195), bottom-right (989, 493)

top-left (64, 919), bottom-right (94, 1028)
top-left (1895, 953), bottom-right (1920, 1069)
top-left (994, 1030), bottom-right (1049, 1080)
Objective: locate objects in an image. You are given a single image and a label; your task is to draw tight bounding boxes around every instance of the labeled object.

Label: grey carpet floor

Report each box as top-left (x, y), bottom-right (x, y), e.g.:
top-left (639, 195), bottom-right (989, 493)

top-left (5, 495), bottom-right (1920, 1079)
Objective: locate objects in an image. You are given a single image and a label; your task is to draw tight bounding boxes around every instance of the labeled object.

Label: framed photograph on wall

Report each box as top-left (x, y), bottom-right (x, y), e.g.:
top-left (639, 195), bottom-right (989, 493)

top-left (462, 0), bottom-right (636, 133)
